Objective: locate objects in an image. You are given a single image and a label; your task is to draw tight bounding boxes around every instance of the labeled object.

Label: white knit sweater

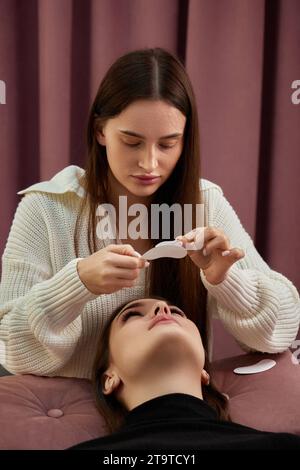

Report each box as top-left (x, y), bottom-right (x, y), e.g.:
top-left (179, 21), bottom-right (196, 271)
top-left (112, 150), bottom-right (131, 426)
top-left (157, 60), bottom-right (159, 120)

top-left (0, 165), bottom-right (299, 379)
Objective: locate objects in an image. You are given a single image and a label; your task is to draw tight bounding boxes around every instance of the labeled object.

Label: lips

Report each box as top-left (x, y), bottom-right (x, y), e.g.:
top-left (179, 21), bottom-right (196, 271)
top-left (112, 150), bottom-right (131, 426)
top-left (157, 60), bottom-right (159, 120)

top-left (149, 315), bottom-right (179, 330)
top-left (133, 175), bottom-right (160, 180)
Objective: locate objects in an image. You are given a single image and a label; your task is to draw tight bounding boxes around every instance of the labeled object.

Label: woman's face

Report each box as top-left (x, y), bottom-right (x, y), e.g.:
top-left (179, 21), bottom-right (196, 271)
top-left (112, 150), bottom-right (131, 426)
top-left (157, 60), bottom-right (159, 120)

top-left (107, 298), bottom-right (205, 382)
top-left (96, 100), bottom-right (186, 200)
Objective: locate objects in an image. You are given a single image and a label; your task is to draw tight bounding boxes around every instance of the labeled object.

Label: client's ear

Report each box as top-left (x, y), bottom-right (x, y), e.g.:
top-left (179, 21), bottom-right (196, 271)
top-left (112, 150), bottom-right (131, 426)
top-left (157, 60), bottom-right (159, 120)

top-left (96, 128), bottom-right (106, 146)
top-left (102, 370), bottom-right (121, 395)
top-left (201, 369), bottom-right (210, 386)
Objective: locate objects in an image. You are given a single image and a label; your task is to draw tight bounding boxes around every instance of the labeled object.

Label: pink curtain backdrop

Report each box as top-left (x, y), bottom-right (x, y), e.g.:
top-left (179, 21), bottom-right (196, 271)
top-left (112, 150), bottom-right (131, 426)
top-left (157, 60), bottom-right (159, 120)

top-left (0, 0), bottom-right (299, 359)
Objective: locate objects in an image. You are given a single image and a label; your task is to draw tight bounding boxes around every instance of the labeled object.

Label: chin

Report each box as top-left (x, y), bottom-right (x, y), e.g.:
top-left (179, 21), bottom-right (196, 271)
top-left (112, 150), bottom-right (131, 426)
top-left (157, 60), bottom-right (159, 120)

top-left (152, 327), bottom-right (202, 352)
top-left (128, 184), bottom-right (158, 196)
top-left (151, 326), bottom-right (189, 345)
top-left (149, 335), bottom-right (202, 368)
top-left (128, 182), bottom-right (155, 191)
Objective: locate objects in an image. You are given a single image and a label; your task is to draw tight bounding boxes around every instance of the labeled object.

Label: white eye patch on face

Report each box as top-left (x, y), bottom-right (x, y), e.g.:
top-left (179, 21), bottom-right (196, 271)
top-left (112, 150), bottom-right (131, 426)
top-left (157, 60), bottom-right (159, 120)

top-left (141, 239), bottom-right (203, 261)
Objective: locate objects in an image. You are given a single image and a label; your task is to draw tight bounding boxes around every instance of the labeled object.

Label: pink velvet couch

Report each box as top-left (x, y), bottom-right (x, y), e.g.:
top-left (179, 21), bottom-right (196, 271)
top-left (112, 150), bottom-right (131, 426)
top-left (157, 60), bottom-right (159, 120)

top-left (0, 349), bottom-right (299, 450)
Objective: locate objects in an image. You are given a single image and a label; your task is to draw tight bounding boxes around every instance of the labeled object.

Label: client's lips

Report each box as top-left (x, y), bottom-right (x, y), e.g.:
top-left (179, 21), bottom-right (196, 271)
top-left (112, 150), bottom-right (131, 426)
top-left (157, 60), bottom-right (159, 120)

top-left (149, 314), bottom-right (179, 330)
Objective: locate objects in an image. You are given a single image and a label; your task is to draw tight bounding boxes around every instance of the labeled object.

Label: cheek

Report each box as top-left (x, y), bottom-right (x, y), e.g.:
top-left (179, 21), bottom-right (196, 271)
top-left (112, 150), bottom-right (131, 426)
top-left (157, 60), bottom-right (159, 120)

top-left (110, 329), bottom-right (142, 363)
top-left (105, 145), bottom-right (130, 173)
top-left (106, 140), bottom-right (123, 158)
top-left (165, 148), bottom-right (183, 169)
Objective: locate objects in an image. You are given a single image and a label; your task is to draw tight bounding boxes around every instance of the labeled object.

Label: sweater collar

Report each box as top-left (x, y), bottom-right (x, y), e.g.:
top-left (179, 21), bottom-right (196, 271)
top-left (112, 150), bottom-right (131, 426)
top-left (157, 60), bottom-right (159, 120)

top-left (17, 165), bottom-right (85, 198)
top-left (123, 393), bottom-right (218, 428)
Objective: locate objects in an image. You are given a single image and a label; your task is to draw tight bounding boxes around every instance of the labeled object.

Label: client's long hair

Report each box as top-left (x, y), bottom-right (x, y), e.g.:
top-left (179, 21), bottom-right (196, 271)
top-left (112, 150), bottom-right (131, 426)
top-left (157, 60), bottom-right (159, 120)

top-left (92, 295), bottom-right (231, 434)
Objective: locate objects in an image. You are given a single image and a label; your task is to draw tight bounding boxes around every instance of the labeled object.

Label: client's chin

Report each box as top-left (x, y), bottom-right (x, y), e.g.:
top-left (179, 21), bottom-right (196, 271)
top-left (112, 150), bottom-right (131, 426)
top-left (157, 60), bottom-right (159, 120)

top-left (144, 326), bottom-right (203, 372)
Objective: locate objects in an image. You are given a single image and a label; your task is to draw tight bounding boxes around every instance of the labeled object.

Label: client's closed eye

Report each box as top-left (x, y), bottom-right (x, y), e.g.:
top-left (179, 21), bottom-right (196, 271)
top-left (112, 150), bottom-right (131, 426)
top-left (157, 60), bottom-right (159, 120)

top-left (122, 308), bottom-right (186, 321)
top-left (170, 308), bottom-right (186, 317)
top-left (122, 311), bottom-right (142, 321)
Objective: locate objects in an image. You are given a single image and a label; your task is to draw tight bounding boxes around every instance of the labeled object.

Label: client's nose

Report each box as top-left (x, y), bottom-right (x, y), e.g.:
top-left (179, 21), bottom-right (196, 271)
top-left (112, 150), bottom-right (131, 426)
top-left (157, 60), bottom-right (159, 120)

top-left (154, 302), bottom-right (171, 316)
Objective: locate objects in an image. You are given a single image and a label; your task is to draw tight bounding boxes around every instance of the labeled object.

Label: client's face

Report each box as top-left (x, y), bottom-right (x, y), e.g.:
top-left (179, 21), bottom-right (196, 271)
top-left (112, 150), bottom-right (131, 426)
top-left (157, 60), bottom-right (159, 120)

top-left (106, 298), bottom-right (205, 384)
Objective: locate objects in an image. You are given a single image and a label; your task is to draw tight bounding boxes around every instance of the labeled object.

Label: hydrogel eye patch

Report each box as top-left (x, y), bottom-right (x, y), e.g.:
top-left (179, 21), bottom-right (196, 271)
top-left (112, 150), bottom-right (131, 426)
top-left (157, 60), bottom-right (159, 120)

top-left (233, 359), bottom-right (276, 375)
top-left (141, 239), bottom-right (203, 260)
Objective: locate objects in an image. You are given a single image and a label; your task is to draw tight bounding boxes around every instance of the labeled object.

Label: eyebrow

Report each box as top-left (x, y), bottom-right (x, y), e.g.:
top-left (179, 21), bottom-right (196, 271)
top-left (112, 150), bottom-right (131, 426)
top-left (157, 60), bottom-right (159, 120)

top-left (118, 129), bottom-right (183, 140)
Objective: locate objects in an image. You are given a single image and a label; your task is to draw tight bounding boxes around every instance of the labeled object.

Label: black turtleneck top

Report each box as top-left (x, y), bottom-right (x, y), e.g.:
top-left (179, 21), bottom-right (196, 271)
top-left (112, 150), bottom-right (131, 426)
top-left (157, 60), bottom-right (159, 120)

top-left (69, 393), bottom-right (300, 450)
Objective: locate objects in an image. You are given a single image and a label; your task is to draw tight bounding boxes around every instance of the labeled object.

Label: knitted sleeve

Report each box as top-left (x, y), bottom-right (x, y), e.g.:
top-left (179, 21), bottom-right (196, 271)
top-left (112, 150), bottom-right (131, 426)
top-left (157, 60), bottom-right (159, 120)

top-left (0, 193), bottom-right (98, 375)
top-left (200, 186), bottom-right (300, 354)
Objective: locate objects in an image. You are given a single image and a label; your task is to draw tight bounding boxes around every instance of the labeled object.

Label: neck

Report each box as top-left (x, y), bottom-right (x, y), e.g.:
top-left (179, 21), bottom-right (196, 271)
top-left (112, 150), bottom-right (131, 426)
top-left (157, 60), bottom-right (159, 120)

top-left (123, 369), bottom-right (203, 411)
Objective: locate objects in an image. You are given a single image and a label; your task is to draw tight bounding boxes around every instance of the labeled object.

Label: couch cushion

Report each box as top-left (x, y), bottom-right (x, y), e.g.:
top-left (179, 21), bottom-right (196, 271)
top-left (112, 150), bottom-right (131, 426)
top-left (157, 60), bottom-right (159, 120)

top-left (0, 374), bottom-right (106, 449)
top-left (0, 350), bottom-right (299, 449)
top-left (211, 350), bottom-right (300, 435)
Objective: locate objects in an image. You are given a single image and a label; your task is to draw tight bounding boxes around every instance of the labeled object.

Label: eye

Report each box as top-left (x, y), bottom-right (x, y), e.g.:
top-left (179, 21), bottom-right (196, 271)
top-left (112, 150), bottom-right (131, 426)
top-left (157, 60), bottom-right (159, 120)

top-left (122, 310), bottom-right (142, 321)
top-left (160, 144), bottom-right (175, 149)
top-left (124, 142), bottom-right (141, 148)
top-left (170, 308), bottom-right (186, 317)
top-left (124, 142), bottom-right (175, 149)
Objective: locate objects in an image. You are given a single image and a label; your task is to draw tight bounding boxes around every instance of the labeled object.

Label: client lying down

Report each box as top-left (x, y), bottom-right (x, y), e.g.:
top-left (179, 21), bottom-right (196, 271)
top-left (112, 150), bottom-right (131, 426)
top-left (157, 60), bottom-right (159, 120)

top-left (69, 295), bottom-right (300, 450)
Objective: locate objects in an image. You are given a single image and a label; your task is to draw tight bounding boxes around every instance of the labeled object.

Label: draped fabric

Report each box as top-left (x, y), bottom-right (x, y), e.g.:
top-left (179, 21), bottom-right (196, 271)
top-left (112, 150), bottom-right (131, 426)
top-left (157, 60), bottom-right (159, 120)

top-left (0, 0), bottom-right (299, 356)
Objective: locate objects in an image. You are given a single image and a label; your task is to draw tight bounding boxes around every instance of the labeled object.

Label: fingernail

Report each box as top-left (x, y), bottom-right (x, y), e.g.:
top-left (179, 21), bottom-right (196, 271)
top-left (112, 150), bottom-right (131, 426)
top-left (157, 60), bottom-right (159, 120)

top-left (133, 251), bottom-right (141, 257)
top-left (145, 261), bottom-right (150, 268)
top-left (221, 250), bottom-right (230, 256)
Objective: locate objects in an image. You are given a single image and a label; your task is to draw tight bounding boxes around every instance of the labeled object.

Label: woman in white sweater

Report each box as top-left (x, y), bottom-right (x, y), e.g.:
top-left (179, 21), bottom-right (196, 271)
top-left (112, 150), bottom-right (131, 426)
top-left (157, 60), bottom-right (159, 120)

top-left (0, 47), bottom-right (299, 379)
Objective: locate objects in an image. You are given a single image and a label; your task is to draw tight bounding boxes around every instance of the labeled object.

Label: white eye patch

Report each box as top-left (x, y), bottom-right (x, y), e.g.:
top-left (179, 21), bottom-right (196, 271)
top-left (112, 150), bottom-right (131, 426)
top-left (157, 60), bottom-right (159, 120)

top-left (233, 359), bottom-right (276, 375)
top-left (141, 239), bottom-right (202, 260)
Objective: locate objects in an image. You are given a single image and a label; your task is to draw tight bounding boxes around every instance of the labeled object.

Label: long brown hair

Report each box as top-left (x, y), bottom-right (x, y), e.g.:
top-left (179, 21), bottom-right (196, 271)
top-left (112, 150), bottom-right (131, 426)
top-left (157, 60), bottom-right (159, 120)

top-left (92, 295), bottom-right (231, 435)
top-left (75, 46), bottom-right (207, 343)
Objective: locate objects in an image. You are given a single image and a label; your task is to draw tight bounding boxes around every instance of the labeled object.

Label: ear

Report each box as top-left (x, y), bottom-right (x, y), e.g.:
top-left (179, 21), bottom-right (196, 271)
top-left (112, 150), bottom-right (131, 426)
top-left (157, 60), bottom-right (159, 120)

top-left (102, 370), bottom-right (121, 396)
top-left (96, 128), bottom-right (106, 146)
top-left (201, 369), bottom-right (210, 386)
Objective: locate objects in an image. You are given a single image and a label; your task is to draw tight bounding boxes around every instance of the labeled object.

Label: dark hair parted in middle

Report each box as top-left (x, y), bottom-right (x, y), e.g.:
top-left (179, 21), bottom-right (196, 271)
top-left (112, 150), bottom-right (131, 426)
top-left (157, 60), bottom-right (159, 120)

top-left (74, 47), bottom-right (208, 349)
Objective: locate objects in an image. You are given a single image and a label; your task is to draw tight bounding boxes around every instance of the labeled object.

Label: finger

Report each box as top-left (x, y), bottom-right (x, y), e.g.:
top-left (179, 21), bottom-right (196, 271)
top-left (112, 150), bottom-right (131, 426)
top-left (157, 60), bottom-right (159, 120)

top-left (181, 228), bottom-right (198, 241)
top-left (203, 235), bottom-right (230, 256)
top-left (221, 247), bottom-right (245, 260)
top-left (108, 243), bottom-right (138, 256)
top-left (113, 267), bottom-right (141, 280)
top-left (176, 226), bottom-right (202, 243)
top-left (176, 227), bottom-right (205, 249)
top-left (177, 226), bottom-right (219, 248)
top-left (108, 250), bottom-right (149, 269)
top-left (188, 228), bottom-right (205, 250)
top-left (203, 226), bottom-right (221, 242)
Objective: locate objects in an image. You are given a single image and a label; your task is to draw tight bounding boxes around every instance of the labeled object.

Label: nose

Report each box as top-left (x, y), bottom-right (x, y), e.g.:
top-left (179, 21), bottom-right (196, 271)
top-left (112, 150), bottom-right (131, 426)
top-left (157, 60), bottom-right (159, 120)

top-left (153, 302), bottom-right (171, 317)
top-left (138, 147), bottom-right (158, 171)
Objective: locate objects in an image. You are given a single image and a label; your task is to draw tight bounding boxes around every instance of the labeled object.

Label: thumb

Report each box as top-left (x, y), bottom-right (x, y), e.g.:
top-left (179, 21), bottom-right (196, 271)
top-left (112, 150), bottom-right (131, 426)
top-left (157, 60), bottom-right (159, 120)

top-left (108, 243), bottom-right (141, 257)
top-left (108, 244), bottom-right (147, 267)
